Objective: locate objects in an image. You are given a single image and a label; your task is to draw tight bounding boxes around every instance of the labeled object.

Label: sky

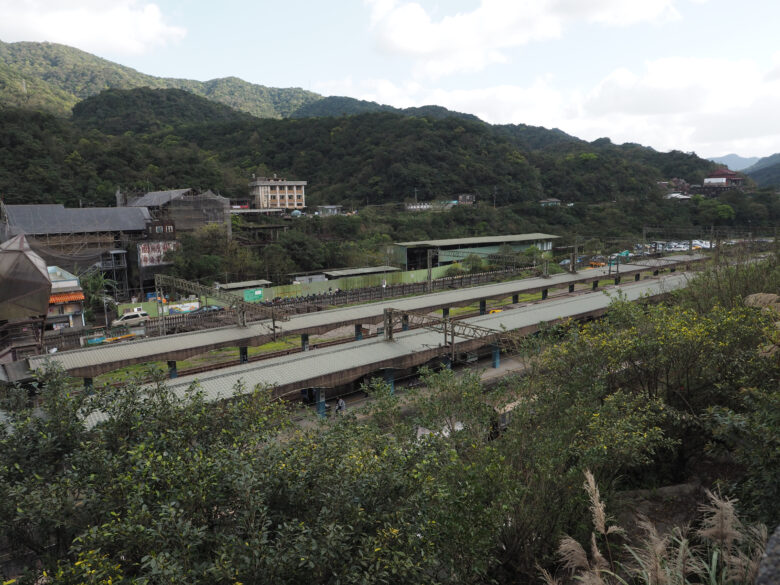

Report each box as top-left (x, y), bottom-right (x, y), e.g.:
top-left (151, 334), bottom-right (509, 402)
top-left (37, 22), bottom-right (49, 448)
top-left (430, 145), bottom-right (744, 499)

top-left (2, 0), bottom-right (780, 158)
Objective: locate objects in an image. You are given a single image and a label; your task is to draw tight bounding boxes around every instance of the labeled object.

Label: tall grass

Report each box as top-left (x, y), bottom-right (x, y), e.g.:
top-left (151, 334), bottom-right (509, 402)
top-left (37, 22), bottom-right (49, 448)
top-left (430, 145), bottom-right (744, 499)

top-left (545, 471), bottom-right (767, 585)
top-left (679, 254), bottom-right (779, 313)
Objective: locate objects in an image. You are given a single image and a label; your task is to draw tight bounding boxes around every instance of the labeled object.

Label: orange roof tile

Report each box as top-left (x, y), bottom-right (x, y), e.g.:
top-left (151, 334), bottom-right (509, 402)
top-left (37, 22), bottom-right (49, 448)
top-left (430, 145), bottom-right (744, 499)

top-left (49, 292), bottom-right (85, 303)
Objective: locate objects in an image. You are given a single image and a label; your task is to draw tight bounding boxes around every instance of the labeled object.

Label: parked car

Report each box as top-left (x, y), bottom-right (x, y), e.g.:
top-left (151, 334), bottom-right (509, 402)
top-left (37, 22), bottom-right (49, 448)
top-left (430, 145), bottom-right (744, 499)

top-left (190, 305), bottom-right (224, 315)
top-left (111, 311), bottom-right (151, 327)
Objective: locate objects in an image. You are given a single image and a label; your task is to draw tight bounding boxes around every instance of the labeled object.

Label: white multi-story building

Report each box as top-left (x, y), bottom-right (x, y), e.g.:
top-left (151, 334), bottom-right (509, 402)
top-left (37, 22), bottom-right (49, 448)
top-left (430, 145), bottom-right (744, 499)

top-left (249, 176), bottom-right (306, 210)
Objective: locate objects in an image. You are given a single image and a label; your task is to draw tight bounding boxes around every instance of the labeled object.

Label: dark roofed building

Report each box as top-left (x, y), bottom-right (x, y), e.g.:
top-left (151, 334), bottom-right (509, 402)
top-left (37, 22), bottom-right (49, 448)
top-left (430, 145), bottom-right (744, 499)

top-left (393, 234), bottom-right (560, 270)
top-left (0, 203), bottom-right (151, 300)
top-left (1, 204), bottom-right (150, 238)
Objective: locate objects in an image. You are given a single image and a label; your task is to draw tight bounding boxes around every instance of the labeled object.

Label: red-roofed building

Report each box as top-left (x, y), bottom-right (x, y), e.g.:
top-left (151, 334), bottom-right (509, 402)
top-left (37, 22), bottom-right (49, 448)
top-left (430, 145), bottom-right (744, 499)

top-left (704, 168), bottom-right (744, 188)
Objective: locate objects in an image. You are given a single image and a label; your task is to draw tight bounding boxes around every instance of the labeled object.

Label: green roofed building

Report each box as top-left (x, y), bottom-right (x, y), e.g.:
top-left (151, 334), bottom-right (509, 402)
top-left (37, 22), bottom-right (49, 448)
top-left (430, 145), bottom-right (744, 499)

top-left (393, 234), bottom-right (560, 270)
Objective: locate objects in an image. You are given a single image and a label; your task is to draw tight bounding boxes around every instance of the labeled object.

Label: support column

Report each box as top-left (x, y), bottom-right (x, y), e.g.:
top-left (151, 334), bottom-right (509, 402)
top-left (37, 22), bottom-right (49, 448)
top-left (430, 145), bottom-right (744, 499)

top-left (239, 346), bottom-right (248, 364)
top-left (512, 294), bottom-right (519, 304)
top-left (635, 273), bottom-right (640, 282)
top-left (83, 377), bottom-right (93, 390)
top-left (541, 289), bottom-right (548, 300)
top-left (167, 360), bottom-right (178, 379)
top-left (301, 333), bottom-right (310, 351)
top-left (314, 388), bottom-right (326, 419)
top-left (592, 280), bottom-right (598, 291)
top-left (568, 283), bottom-right (575, 293)
top-left (401, 315), bottom-right (409, 331)
top-left (479, 299), bottom-right (487, 315)
top-left (442, 307), bottom-right (449, 318)
top-left (492, 345), bottom-right (501, 369)
top-left (354, 324), bottom-right (363, 341)
top-left (383, 368), bottom-right (395, 394)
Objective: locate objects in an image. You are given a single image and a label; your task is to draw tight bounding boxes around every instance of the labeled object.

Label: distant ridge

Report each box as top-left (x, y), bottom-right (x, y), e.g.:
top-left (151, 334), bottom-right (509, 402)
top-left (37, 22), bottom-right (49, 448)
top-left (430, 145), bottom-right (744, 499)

top-left (289, 96), bottom-right (481, 122)
top-left (0, 39), bottom-right (477, 123)
top-left (0, 39), bottom-right (321, 118)
top-left (707, 153), bottom-right (760, 171)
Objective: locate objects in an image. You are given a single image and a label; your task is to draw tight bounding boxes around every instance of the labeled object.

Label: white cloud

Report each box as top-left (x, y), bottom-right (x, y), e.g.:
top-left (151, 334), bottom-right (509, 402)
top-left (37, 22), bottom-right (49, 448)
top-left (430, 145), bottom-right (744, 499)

top-left (571, 57), bottom-right (780, 154)
top-left (364, 0), bottom-right (697, 79)
top-left (321, 53), bottom-right (780, 156)
top-left (0, 0), bottom-right (186, 55)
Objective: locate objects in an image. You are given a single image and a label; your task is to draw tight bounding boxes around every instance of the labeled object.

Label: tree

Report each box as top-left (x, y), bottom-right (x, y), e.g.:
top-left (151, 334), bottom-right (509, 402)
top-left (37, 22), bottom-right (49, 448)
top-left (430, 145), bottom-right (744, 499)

top-left (79, 269), bottom-right (117, 324)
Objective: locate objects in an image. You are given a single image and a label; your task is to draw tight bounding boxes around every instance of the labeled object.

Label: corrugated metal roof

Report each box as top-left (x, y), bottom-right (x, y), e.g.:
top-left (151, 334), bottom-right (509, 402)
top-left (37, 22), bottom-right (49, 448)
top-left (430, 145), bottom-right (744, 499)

top-left (129, 189), bottom-right (192, 207)
top-left (321, 266), bottom-right (400, 278)
top-left (4, 205), bottom-right (151, 236)
top-left (217, 280), bottom-right (272, 290)
top-left (395, 233), bottom-right (560, 248)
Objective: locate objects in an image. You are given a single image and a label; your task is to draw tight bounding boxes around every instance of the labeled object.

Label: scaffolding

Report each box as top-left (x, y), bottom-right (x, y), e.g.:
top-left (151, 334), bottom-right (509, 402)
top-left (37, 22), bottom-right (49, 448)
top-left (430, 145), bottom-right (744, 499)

top-left (0, 202), bottom-right (144, 300)
top-left (165, 191), bottom-right (232, 239)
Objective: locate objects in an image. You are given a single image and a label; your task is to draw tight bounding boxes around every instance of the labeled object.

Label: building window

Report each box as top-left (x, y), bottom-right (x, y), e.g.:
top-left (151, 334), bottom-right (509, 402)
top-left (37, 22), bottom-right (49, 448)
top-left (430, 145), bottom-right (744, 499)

top-left (155, 226), bottom-right (163, 233)
top-left (166, 225), bottom-right (174, 233)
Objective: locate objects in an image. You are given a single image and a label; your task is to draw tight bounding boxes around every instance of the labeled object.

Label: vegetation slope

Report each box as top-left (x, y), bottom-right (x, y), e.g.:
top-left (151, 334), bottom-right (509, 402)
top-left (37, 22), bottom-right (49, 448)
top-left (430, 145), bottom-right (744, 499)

top-left (0, 256), bottom-right (777, 584)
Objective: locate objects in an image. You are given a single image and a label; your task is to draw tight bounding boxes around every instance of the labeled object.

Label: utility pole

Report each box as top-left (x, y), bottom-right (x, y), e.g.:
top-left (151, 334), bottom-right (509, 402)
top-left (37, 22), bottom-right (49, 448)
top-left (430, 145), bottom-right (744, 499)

top-left (427, 248), bottom-right (433, 293)
top-left (570, 235), bottom-right (578, 274)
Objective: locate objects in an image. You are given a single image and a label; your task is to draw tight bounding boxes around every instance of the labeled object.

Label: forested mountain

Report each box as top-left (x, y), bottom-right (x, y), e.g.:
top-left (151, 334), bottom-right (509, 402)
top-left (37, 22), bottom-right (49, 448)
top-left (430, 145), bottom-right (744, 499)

top-left (0, 40), bottom-right (499, 123)
top-left (0, 85), bottom-right (722, 214)
top-left (2, 44), bottom-right (776, 232)
top-left (72, 87), bottom-right (253, 134)
top-left (0, 40), bottom-right (321, 118)
top-left (743, 153), bottom-right (780, 187)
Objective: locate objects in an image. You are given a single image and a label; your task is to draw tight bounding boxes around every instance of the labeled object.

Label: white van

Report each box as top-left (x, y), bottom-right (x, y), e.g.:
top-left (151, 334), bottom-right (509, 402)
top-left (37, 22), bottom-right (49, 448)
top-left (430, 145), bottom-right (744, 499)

top-left (111, 311), bottom-right (151, 328)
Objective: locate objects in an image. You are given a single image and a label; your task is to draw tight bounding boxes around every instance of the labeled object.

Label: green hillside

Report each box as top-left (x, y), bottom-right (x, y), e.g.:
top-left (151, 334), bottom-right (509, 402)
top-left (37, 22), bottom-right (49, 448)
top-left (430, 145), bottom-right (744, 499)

top-left (743, 153), bottom-right (780, 187)
top-left (72, 87), bottom-right (253, 134)
top-left (290, 96), bottom-right (481, 122)
top-left (746, 162), bottom-right (780, 187)
top-left (0, 39), bottom-right (321, 118)
top-left (0, 61), bottom-right (78, 114)
top-left (743, 152), bottom-right (780, 174)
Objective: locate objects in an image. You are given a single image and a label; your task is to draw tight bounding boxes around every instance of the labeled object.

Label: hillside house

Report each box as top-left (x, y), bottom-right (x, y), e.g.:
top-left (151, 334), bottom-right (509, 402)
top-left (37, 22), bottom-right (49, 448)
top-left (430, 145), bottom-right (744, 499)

top-left (249, 175), bottom-right (306, 210)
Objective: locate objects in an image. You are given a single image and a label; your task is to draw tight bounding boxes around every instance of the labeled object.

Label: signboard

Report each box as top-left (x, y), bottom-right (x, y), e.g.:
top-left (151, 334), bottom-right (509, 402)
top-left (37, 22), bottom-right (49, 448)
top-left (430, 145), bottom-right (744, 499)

top-left (167, 302), bottom-right (200, 314)
top-left (138, 241), bottom-right (180, 268)
top-left (243, 288), bottom-right (264, 302)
